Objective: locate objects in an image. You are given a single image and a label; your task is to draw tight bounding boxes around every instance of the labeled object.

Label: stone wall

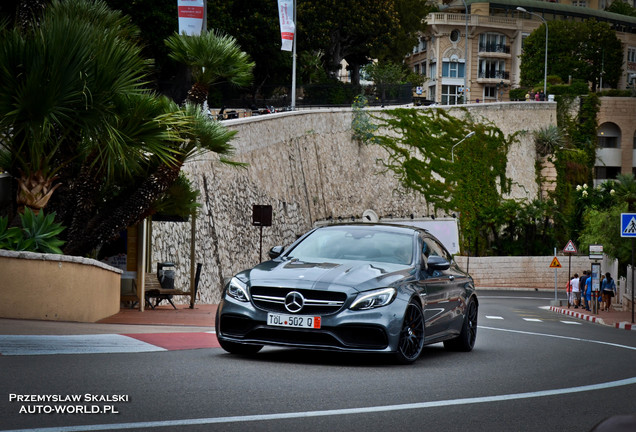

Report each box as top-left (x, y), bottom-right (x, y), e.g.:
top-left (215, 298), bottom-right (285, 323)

top-left (151, 102), bottom-right (557, 304)
top-left (0, 250), bottom-right (121, 322)
top-left (455, 254), bottom-right (618, 291)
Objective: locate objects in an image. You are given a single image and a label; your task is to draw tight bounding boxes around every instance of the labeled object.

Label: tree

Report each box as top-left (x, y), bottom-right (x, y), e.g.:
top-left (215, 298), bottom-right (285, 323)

top-left (299, 0), bottom-right (431, 85)
top-left (606, 0), bottom-right (636, 17)
top-left (369, 108), bottom-right (516, 255)
top-left (0, 0), bottom-right (242, 257)
top-left (520, 19), bottom-right (623, 91)
top-left (165, 30), bottom-right (255, 106)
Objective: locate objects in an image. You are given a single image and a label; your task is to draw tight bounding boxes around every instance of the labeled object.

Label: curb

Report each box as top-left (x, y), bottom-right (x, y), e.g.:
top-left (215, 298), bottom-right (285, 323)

top-left (548, 306), bottom-right (604, 325)
top-left (548, 306), bottom-right (636, 330)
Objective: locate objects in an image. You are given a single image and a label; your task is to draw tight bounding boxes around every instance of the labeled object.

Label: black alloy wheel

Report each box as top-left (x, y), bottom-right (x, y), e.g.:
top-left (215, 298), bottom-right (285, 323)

top-left (444, 298), bottom-right (478, 352)
top-left (395, 301), bottom-right (425, 364)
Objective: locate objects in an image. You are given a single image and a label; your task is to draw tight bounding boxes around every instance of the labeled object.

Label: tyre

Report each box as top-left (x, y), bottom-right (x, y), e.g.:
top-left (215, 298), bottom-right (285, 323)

top-left (394, 301), bottom-right (425, 364)
top-left (218, 337), bottom-right (263, 355)
top-left (444, 297), bottom-right (478, 352)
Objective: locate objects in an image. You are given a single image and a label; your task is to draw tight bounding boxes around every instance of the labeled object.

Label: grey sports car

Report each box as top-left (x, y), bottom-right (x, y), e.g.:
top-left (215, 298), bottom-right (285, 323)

top-left (215, 223), bottom-right (477, 364)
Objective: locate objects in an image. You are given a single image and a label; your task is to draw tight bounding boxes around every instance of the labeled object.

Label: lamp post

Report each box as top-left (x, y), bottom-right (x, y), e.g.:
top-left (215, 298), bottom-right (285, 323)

top-left (517, 7), bottom-right (548, 98)
top-left (462, 0), bottom-right (469, 104)
top-left (451, 131), bottom-right (475, 162)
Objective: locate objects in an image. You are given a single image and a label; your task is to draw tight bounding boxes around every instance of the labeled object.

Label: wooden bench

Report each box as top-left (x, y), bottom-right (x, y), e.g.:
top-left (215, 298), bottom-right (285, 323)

top-left (144, 263), bottom-right (202, 310)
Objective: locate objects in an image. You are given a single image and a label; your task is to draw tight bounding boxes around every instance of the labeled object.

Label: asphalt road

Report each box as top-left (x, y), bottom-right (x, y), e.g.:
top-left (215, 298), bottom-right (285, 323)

top-left (1, 292), bottom-right (635, 432)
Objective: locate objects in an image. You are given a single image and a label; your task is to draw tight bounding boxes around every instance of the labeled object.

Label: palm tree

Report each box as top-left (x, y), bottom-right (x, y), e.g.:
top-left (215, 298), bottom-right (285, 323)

top-left (0, 0), bottom-right (245, 256)
top-left (614, 173), bottom-right (636, 212)
top-left (165, 30), bottom-right (255, 105)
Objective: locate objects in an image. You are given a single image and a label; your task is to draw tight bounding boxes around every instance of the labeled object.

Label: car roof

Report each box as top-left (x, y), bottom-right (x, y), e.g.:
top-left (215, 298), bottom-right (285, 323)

top-left (315, 222), bottom-right (428, 236)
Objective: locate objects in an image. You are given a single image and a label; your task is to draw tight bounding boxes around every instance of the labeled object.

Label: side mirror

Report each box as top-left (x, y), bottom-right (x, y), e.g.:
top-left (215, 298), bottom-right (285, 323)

top-left (268, 245), bottom-right (285, 259)
top-left (426, 255), bottom-right (450, 271)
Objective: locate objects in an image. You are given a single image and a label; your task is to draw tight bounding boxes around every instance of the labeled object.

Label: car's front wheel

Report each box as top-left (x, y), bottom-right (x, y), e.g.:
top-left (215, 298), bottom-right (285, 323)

top-left (218, 338), bottom-right (263, 355)
top-left (394, 301), bottom-right (425, 364)
top-left (443, 297), bottom-right (478, 352)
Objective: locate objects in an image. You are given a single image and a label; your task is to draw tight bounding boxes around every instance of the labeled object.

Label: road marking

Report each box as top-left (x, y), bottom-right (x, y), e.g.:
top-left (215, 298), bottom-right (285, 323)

top-left (3, 376), bottom-right (636, 432)
top-left (0, 334), bottom-right (165, 356)
top-left (522, 318), bottom-right (542, 322)
top-left (3, 328), bottom-right (635, 432)
top-left (485, 316), bottom-right (504, 320)
top-left (561, 321), bottom-right (582, 325)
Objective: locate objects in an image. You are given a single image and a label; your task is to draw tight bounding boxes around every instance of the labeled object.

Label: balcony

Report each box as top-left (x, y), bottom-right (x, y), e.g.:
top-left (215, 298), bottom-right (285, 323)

top-left (478, 43), bottom-right (511, 54)
top-left (477, 71), bottom-right (510, 80)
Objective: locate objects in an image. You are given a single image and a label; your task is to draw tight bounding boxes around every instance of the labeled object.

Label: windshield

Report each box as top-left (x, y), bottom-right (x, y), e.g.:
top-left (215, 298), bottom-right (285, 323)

top-left (286, 226), bottom-right (414, 265)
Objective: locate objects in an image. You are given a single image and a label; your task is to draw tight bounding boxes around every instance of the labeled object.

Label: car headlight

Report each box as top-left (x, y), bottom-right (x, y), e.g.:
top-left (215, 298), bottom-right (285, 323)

top-left (350, 288), bottom-right (396, 310)
top-left (226, 277), bottom-right (250, 302)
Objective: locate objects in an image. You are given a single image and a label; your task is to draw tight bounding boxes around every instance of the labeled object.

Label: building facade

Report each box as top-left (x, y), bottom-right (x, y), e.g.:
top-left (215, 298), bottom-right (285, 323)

top-left (406, 0), bottom-right (636, 183)
top-left (406, 0), bottom-right (636, 104)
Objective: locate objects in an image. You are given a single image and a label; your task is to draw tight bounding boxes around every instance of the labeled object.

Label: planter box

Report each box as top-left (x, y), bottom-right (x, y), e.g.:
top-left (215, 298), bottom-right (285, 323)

top-left (0, 250), bottom-right (121, 322)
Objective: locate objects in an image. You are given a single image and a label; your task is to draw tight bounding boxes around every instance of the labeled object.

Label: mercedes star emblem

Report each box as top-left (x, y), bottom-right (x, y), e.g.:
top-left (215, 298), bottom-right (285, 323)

top-left (284, 291), bottom-right (305, 313)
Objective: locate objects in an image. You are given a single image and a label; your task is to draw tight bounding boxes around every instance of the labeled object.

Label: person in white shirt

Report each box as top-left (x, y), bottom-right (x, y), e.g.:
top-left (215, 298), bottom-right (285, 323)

top-left (570, 273), bottom-right (580, 308)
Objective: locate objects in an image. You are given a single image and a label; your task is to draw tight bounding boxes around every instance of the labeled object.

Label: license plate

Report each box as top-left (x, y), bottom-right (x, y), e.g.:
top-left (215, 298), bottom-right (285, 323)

top-left (267, 313), bottom-right (321, 329)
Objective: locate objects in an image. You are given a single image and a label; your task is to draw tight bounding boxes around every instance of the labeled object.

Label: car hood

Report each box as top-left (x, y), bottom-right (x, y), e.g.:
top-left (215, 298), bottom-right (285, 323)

top-left (240, 258), bottom-right (413, 293)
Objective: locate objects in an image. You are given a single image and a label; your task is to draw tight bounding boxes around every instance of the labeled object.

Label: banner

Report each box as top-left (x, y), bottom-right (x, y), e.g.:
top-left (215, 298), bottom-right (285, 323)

top-left (277, 0), bottom-right (295, 52)
top-left (178, 0), bottom-right (205, 35)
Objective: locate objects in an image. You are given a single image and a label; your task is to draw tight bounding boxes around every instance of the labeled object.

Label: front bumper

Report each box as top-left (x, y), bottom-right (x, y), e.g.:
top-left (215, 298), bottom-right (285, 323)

top-left (217, 296), bottom-right (408, 353)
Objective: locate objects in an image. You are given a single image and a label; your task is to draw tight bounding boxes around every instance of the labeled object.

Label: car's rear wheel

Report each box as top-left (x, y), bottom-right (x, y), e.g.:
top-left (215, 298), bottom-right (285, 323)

top-left (218, 338), bottom-right (263, 355)
top-left (443, 297), bottom-right (478, 352)
top-left (394, 301), bottom-right (425, 364)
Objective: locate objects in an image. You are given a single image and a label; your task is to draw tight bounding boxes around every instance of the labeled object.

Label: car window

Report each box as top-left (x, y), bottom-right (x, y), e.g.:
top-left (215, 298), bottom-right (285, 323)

top-left (286, 227), bottom-right (414, 265)
top-left (422, 236), bottom-right (450, 261)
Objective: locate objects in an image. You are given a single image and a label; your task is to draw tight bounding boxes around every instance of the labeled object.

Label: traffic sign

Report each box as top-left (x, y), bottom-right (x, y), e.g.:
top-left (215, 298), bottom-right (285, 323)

top-left (563, 240), bottom-right (577, 253)
top-left (549, 256), bottom-right (562, 268)
top-left (621, 213), bottom-right (636, 237)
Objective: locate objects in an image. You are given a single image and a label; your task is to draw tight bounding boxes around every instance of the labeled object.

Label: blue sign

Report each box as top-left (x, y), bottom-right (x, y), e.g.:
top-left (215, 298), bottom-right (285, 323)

top-left (621, 213), bottom-right (636, 237)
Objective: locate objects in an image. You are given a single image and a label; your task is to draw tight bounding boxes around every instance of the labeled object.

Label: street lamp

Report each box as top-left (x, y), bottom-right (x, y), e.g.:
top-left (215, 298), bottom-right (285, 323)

top-left (462, 0), bottom-right (469, 104)
top-left (517, 7), bottom-right (548, 98)
top-left (451, 131), bottom-right (475, 162)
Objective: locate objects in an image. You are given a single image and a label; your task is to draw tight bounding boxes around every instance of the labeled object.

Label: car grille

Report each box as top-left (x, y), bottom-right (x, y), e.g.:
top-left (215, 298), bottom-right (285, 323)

top-left (250, 286), bottom-right (347, 315)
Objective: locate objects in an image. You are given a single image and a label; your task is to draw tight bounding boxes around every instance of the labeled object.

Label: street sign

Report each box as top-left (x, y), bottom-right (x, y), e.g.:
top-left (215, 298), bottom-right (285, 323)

top-left (589, 244), bottom-right (603, 260)
top-left (621, 213), bottom-right (636, 237)
top-left (563, 240), bottom-right (577, 253)
top-left (549, 256), bottom-right (562, 268)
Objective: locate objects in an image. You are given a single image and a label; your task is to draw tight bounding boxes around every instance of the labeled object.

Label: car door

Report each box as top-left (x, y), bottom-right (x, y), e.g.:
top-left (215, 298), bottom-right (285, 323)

top-left (416, 236), bottom-right (451, 339)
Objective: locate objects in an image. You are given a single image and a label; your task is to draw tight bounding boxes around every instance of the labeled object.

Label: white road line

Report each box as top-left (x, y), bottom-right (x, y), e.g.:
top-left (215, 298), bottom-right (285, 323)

top-left (522, 318), bottom-right (542, 322)
top-left (561, 321), bottom-right (582, 325)
top-left (485, 316), bottom-right (504, 320)
top-left (0, 335), bottom-right (165, 356)
top-left (3, 377), bottom-right (636, 432)
top-left (3, 327), bottom-right (635, 432)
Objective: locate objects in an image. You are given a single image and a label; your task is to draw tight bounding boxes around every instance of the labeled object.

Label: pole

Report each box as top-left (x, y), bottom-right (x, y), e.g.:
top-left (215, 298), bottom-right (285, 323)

top-left (290, 0), bottom-right (297, 110)
top-left (567, 254), bottom-right (571, 307)
top-left (554, 247), bottom-right (557, 302)
top-left (462, 0), bottom-right (468, 104)
top-left (632, 237), bottom-right (636, 324)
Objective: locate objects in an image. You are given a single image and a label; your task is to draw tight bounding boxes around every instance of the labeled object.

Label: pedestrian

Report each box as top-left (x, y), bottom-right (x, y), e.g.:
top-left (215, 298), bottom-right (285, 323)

top-left (535, 92), bottom-right (540, 102)
top-left (566, 276), bottom-right (574, 308)
top-left (525, 92), bottom-right (530, 102)
top-left (601, 272), bottom-right (617, 311)
top-left (583, 272), bottom-right (592, 311)
top-left (579, 271), bottom-right (589, 310)
top-left (539, 91), bottom-right (545, 101)
top-left (571, 273), bottom-right (580, 308)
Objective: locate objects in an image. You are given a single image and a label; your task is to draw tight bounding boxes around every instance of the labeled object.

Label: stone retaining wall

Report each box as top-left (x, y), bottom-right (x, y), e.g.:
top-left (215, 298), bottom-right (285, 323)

top-left (151, 103), bottom-right (557, 304)
top-left (456, 255), bottom-right (618, 291)
top-left (0, 250), bottom-right (121, 322)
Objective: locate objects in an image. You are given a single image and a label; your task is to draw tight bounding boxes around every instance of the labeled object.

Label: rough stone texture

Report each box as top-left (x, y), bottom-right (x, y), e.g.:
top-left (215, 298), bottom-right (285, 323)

top-left (151, 103), bottom-right (556, 304)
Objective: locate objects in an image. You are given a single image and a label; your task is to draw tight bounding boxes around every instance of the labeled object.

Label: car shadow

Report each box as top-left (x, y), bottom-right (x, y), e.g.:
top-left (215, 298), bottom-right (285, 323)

top-left (214, 343), bottom-right (458, 367)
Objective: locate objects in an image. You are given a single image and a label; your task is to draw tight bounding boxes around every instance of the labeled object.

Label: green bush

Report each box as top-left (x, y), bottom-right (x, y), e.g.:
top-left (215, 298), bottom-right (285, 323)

top-left (0, 208), bottom-right (65, 254)
top-left (509, 88), bottom-right (527, 101)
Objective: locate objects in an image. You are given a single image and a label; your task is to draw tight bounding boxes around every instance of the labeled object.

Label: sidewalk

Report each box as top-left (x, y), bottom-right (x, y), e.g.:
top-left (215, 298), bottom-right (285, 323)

top-left (548, 303), bottom-right (636, 330)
